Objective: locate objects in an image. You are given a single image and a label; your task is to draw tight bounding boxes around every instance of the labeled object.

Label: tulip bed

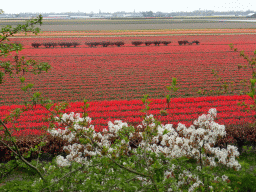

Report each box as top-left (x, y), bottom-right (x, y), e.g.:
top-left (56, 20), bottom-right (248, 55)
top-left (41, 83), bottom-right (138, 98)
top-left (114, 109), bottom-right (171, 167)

top-left (2, 34), bottom-right (256, 107)
top-left (0, 95), bottom-right (255, 137)
top-left (1, 33), bottom-right (256, 137)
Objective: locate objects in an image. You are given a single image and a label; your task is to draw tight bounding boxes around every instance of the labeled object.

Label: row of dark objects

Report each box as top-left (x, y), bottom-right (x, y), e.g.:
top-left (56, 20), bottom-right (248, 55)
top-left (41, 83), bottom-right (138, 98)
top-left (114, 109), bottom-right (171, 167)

top-left (31, 41), bottom-right (125, 48)
top-left (131, 40), bottom-right (199, 46)
top-left (178, 40), bottom-right (200, 45)
top-left (31, 40), bottom-right (200, 48)
top-left (31, 42), bottom-right (80, 48)
top-left (87, 41), bottom-right (125, 47)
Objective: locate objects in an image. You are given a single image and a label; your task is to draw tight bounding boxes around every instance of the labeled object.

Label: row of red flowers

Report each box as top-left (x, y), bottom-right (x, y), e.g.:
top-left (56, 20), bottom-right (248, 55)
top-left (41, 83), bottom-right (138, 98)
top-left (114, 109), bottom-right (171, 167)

top-left (0, 95), bottom-right (254, 137)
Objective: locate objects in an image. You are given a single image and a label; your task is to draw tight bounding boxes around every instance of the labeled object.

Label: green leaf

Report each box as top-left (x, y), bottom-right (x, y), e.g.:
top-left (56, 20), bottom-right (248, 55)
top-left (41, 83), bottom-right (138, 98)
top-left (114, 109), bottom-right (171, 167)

top-left (0, 71), bottom-right (4, 84)
top-left (144, 94), bottom-right (149, 99)
top-left (172, 77), bottom-right (177, 85)
top-left (163, 129), bottom-right (169, 135)
top-left (33, 91), bottom-right (41, 98)
top-left (28, 83), bottom-right (34, 89)
top-left (247, 92), bottom-right (254, 99)
top-left (19, 76), bottom-right (25, 83)
top-left (250, 79), bottom-right (256, 86)
top-left (229, 43), bottom-right (233, 50)
top-left (45, 103), bottom-right (53, 110)
top-left (166, 94), bottom-right (170, 101)
top-left (166, 86), bottom-right (171, 91)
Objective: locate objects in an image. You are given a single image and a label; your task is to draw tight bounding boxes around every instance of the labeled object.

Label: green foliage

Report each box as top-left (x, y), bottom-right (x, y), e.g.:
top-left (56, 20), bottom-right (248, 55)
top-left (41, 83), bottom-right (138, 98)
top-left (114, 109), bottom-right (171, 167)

top-left (1, 142), bottom-right (255, 191)
top-left (229, 45), bottom-right (256, 126)
top-left (141, 94), bottom-right (152, 115)
top-left (21, 83), bottom-right (34, 92)
top-left (165, 77), bottom-right (179, 111)
top-left (0, 14), bottom-right (50, 85)
top-left (248, 78), bottom-right (256, 99)
top-left (0, 14), bottom-right (53, 187)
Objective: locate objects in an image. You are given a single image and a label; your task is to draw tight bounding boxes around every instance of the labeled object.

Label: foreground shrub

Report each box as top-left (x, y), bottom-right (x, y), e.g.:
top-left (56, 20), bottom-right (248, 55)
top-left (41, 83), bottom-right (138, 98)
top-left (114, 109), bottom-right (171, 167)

top-left (216, 122), bottom-right (256, 154)
top-left (0, 134), bottom-right (70, 163)
top-left (12, 42), bottom-right (24, 47)
top-left (24, 108), bottom-right (241, 191)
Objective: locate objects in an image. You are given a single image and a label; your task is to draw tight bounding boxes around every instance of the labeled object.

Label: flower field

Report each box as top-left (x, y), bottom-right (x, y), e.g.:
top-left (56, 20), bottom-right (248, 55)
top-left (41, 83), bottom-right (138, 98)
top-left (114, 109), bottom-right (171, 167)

top-left (0, 94), bottom-right (255, 137)
top-left (1, 33), bottom-right (256, 138)
top-left (1, 34), bottom-right (256, 105)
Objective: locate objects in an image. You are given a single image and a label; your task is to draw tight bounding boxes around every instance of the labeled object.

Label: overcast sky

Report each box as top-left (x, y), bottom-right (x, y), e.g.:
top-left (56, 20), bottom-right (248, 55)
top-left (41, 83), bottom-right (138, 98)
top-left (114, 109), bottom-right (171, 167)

top-left (1, 0), bottom-right (256, 14)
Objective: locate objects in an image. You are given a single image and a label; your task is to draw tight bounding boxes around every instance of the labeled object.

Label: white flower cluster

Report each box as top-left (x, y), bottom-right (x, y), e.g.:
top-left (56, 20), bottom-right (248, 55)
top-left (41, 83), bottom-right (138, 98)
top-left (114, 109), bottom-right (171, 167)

top-left (48, 113), bottom-right (94, 142)
top-left (142, 114), bottom-right (156, 128)
top-left (136, 176), bottom-right (152, 186)
top-left (47, 108), bottom-right (239, 190)
top-left (163, 169), bottom-right (203, 192)
top-left (55, 112), bottom-right (91, 125)
top-left (108, 120), bottom-right (128, 134)
top-left (144, 109), bottom-right (241, 171)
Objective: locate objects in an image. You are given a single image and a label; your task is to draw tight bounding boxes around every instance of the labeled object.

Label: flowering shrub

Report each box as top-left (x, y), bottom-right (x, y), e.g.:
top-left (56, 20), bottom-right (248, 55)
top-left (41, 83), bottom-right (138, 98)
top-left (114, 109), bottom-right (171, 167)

top-left (36, 108), bottom-right (240, 191)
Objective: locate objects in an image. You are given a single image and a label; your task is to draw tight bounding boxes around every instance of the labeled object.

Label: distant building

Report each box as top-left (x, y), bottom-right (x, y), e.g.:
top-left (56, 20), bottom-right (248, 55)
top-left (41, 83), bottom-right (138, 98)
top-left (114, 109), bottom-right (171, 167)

top-left (246, 13), bottom-right (256, 17)
top-left (70, 16), bottom-right (90, 19)
top-left (45, 15), bottom-right (70, 19)
top-left (0, 14), bottom-right (10, 18)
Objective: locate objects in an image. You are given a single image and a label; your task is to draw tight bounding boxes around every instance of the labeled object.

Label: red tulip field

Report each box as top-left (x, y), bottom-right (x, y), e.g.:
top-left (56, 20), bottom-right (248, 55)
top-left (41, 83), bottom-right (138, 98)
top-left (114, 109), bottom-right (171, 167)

top-left (0, 95), bottom-right (255, 137)
top-left (1, 32), bottom-right (256, 137)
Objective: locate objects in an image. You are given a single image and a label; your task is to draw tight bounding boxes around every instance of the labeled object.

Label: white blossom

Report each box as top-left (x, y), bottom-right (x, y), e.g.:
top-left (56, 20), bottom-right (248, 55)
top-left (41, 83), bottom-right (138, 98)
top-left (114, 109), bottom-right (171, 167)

top-left (47, 109), bottom-right (241, 191)
top-left (222, 175), bottom-right (229, 182)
